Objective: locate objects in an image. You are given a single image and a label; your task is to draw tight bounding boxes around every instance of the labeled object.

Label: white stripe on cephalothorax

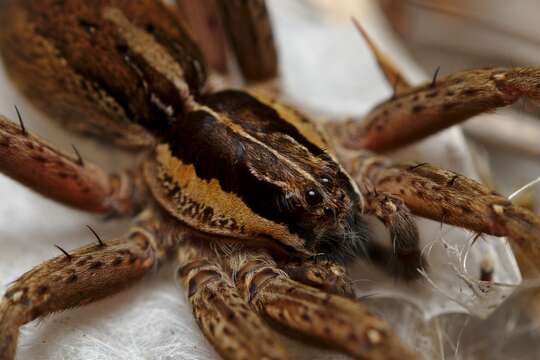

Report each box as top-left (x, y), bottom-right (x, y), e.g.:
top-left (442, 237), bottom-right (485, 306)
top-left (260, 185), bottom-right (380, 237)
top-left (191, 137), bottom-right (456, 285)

top-left (192, 103), bottom-right (318, 186)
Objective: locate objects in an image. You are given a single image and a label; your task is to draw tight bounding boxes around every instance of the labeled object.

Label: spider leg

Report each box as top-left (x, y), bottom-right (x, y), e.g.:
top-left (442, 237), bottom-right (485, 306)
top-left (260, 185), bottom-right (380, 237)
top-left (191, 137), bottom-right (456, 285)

top-left (0, 208), bottom-right (178, 360)
top-left (175, 0), bottom-right (278, 84)
top-left (363, 188), bottom-right (424, 281)
top-left (345, 149), bottom-right (540, 276)
top-left (176, 237), bottom-right (288, 360)
top-left (0, 115), bottom-right (146, 216)
top-left (215, 0), bottom-right (277, 83)
top-left (331, 66), bottom-right (540, 152)
top-left (231, 248), bottom-right (416, 359)
top-left (350, 165), bottom-right (423, 280)
top-left (326, 20), bottom-right (540, 152)
top-left (173, 0), bottom-right (228, 74)
top-left (280, 259), bottom-right (355, 297)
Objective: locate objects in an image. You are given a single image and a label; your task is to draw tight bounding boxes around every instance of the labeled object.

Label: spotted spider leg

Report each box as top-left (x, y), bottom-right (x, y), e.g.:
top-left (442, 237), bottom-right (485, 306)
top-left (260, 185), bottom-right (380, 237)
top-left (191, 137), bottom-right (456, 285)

top-left (0, 114), bottom-right (146, 216)
top-left (343, 149), bottom-right (540, 277)
top-left (279, 258), bottom-right (355, 297)
top-left (229, 244), bottom-right (416, 360)
top-left (325, 21), bottom-right (540, 153)
top-left (177, 236), bottom-right (416, 359)
top-left (176, 237), bottom-right (288, 360)
top-left (0, 207), bottom-right (181, 360)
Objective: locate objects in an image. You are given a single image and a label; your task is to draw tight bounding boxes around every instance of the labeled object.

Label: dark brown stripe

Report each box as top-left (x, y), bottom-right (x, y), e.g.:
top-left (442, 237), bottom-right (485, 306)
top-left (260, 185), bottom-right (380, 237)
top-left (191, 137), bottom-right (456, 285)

top-left (201, 90), bottom-right (326, 157)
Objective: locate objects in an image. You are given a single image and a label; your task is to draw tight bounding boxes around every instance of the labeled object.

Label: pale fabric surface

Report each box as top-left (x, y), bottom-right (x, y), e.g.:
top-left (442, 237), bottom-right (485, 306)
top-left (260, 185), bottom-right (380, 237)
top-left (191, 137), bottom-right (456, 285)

top-left (0, 1), bottom-right (523, 359)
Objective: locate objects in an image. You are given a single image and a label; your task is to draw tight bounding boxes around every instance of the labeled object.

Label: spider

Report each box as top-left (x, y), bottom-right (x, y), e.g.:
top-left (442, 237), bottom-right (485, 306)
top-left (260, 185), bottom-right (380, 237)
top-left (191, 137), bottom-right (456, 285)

top-left (1, 1), bottom-right (540, 359)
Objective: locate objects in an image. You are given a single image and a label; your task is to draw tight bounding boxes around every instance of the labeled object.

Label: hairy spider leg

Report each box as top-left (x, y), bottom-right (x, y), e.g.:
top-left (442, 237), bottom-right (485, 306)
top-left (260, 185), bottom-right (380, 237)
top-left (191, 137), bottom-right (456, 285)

top-left (0, 208), bottom-right (180, 360)
top-left (346, 151), bottom-right (540, 277)
top-left (0, 115), bottom-right (145, 216)
top-left (176, 236), bottom-right (288, 360)
top-left (327, 20), bottom-right (540, 153)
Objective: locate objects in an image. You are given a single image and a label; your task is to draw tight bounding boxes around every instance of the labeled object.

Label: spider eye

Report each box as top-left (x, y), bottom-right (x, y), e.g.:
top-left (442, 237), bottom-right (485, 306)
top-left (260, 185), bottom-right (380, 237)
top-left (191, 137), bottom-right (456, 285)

top-left (305, 188), bottom-right (323, 206)
top-left (321, 177), bottom-right (332, 187)
top-left (323, 207), bottom-right (334, 217)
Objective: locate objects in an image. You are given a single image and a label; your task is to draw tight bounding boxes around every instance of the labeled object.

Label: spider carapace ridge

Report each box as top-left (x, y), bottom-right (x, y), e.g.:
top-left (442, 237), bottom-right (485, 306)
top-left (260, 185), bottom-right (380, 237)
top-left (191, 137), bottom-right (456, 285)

top-left (1, 1), bottom-right (540, 359)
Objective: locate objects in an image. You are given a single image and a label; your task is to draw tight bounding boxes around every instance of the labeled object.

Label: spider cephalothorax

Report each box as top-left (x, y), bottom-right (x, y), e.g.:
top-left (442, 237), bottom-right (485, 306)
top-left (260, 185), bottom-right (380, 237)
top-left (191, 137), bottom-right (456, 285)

top-left (1, 1), bottom-right (540, 360)
top-left (149, 88), bottom-right (370, 264)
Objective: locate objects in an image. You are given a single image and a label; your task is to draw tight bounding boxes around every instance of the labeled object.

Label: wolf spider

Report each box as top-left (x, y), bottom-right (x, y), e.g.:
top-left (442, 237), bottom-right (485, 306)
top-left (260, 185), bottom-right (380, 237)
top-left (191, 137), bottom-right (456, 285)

top-left (1, 1), bottom-right (540, 359)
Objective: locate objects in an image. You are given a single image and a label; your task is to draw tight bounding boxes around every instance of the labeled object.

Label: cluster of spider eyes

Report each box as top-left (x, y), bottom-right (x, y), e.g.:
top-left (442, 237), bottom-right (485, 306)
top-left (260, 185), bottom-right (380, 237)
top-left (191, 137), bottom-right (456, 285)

top-left (305, 177), bottom-right (335, 217)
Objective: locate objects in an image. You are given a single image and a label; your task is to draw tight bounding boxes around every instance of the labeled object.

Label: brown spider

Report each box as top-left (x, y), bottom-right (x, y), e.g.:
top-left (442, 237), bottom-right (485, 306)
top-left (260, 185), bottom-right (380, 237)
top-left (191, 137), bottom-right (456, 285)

top-left (1, 1), bottom-right (540, 359)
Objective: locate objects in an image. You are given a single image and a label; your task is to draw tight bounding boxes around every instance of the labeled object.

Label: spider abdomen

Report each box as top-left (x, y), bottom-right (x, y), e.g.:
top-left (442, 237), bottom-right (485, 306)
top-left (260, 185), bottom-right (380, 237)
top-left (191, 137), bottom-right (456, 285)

top-left (0, 0), bottom-right (205, 147)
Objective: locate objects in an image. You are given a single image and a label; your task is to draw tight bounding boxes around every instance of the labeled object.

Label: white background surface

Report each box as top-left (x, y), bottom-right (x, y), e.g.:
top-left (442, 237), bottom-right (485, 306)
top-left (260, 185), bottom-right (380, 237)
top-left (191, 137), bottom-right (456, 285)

top-left (0, 1), bottom-right (534, 359)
